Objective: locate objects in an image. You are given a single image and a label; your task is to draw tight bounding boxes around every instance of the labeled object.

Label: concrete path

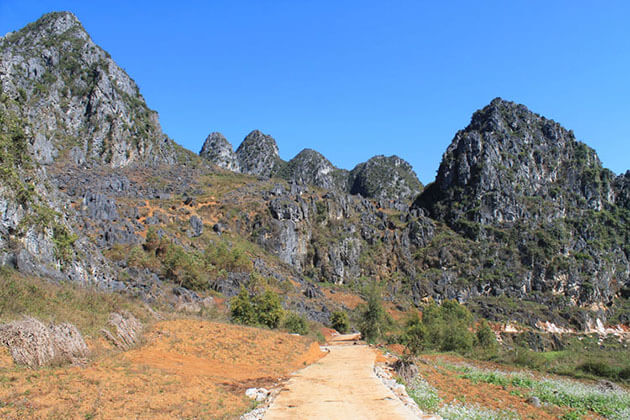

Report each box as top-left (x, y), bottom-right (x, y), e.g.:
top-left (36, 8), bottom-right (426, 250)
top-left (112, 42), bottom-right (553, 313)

top-left (264, 337), bottom-right (419, 420)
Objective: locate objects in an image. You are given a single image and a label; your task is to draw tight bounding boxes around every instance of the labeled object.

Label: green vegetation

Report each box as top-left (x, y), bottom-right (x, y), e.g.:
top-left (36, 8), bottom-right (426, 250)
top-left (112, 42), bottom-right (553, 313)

top-left (399, 300), bottom-right (497, 357)
top-left (283, 312), bottom-right (309, 335)
top-left (330, 310), bottom-right (349, 333)
top-left (52, 224), bottom-right (78, 264)
top-left (453, 363), bottom-right (630, 419)
top-left (230, 287), bottom-right (284, 329)
top-left (357, 283), bottom-right (389, 343)
top-left (108, 228), bottom-right (254, 291)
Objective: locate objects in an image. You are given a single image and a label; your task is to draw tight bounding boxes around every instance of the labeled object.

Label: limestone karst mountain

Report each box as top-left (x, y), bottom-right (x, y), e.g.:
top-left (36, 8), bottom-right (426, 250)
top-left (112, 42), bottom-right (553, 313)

top-left (0, 12), bottom-right (629, 331)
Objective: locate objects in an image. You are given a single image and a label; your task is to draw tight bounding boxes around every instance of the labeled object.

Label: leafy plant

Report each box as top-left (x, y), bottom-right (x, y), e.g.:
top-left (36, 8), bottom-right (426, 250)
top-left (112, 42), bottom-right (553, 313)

top-left (330, 310), bottom-right (349, 333)
top-left (284, 312), bottom-right (308, 335)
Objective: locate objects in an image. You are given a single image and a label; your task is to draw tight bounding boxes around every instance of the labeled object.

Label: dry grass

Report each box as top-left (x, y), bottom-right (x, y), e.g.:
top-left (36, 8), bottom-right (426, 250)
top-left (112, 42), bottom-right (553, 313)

top-left (0, 269), bottom-right (149, 337)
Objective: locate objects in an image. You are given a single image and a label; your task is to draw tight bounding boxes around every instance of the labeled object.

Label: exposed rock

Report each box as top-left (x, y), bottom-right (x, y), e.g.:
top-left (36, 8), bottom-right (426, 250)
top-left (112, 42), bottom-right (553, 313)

top-left (350, 155), bottom-right (422, 203)
top-left (0, 11), bottom-right (193, 168)
top-left (199, 132), bottom-right (240, 171)
top-left (614, 171), bottom-right (630, 209)
top-left (0, 318), bottom-right (89, 368)
top-left (100, 312), bottom-right (143, 350)
top-left (236, 130), bottom-right (283, 177)
top-left (187, 215), bottom-right (203, 237)
top-left (278, 148), bottom-right (349, 191)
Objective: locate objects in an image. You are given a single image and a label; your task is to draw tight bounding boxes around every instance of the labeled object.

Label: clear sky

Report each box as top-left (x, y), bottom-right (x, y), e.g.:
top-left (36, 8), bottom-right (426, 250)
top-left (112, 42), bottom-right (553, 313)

top-left (1, 1), bottom-right (629, 183)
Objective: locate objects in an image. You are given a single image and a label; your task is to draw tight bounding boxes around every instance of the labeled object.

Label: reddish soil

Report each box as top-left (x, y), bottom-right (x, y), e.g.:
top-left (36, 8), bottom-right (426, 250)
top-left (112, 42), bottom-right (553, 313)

top-left (0, 319), bottom-right (324, 420)
top-left (322, 289), bottom-right (365, 309)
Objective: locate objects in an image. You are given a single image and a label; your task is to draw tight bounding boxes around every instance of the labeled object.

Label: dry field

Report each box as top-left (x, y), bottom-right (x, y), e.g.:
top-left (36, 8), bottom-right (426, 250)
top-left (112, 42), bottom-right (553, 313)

top-left (0, 319), bottom-right (324, 420)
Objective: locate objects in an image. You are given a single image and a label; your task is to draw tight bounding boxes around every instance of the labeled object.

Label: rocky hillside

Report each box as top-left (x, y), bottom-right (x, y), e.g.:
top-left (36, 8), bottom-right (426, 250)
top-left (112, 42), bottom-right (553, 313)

top-left (414, 98), bottom-right (630, 317)
top-left (1, 12), bottom-right (629, 333)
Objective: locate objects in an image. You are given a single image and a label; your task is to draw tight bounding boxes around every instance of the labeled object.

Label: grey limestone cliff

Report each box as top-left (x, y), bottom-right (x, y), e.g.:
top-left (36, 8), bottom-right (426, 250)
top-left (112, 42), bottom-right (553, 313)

top-left (350, 155), bottom-right (422, 204)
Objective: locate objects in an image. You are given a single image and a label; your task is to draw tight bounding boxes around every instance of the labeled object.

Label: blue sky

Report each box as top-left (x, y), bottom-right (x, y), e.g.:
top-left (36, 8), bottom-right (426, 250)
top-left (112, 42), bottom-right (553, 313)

top-left (1, 1), bottom-right (629, 183)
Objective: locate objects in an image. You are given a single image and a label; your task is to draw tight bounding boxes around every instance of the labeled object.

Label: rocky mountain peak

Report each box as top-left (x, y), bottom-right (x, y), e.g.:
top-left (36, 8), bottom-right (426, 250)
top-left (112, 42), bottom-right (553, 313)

top-left (277, 148), bottom-right (349, 191)
top-left (0, 11), bottom-right (186, 168)
top-left (235, 130), bottom-right (282, 177)
top-left (350, 155), bottom-right (422, 203)
top-left (414, 98), bottom-right (612, 226)
top-left (199, 132), bottom-right (240, 171)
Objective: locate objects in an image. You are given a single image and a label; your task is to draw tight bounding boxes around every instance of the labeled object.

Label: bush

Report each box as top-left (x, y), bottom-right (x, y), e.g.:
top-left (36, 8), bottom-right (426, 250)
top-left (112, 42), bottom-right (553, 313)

top-left (229, 287), bottom-right (284, 329)
top-left (255, 289), bottom-right (284, 329)
top-left (422, 300), bottom-right (473, 352)
top-left (358, 284), bottom-right (388, 343)
top-left (230, 287), bottom-right (257, 326)
top-left (475, 319), bottom-right (498, 355)
top-left (402, 312), bottom-right (427, 356)
top-left (284, 312), bottom-right (308, 335)
top-left (330, 310), bottom-right (349, 333)
top-left (579, 360), bottom-right (619, 380)
top-left (412, 300), bottom-right (475, 353)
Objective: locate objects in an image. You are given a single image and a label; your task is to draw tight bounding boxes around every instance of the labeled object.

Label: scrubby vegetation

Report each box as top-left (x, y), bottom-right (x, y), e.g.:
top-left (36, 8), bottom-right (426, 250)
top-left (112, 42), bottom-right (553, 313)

top-left (398, 300), bottom-right (498, 356)
top-left (330, 310), bottom-right (349, 333)
top-left (230, 287), bottom-right (284, 329)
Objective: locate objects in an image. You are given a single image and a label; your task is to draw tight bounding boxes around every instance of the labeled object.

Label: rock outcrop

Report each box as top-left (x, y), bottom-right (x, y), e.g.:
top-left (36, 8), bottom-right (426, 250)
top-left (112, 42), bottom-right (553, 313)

top-left (413, 97), bottom-right (629, 308)
top-left (235, 130), bottom-right (283, 177)
top-left (350, 155), bottom-right (422, 204)
top-left (199, 132), bottom-right (240, 171)
top-left (277, 149), bottom-right (350, 191)
top-left (1, 12), bottom-right (629, 331)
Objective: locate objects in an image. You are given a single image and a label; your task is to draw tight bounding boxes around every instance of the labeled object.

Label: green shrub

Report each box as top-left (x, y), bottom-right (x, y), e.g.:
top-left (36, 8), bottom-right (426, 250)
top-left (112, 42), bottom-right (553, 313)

top-left (284, 312), bottom-right (309, 335)
top-left (52, 224), bottom-right (77, 264)
top-left (230, 287), bottom-right (257, 326)
top-left (476, 319), bottom-right (498, 354)
top-left (230, 287), bottom-right (284, 329)
top-left (255, 289), bottom-right (284, 329)
top-left (358, 284), bottom-right (387, 343)
top-left (402, 312), bottom-right (427, 356)
top-left (416, 300), bottom-right (475, 353)
top-left (330, 310), bottom-right (349, 333)
top-left (579, 360), bottom-right (620, 380)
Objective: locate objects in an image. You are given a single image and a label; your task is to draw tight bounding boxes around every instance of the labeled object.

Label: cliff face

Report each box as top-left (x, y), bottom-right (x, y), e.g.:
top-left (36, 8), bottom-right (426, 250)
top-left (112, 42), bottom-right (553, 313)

top-left (235, 130), bottom-right (283, 177)
top-left (414, 98), bottom-right (614, 225)
top-left (0, 12), bottom-right (196, 289)
top-left (199, 132), bottom-right (240, 172)
top-left (350, 155), bottom-right (422, 205)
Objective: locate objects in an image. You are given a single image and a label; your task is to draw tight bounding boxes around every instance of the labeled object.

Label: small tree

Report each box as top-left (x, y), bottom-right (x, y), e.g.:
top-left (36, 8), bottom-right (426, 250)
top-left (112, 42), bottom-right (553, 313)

top-left (359, 283), bottom-right (387, 343)
top-left (403, 312), bottom-right (427, 356)
top-left (230, 287), bottom-right (257, 325)
top-left (476, 319), bottom-right (498, 354)
top-left (253, 289), bottom-right (284, 329)
top-left (284, 312), bottom-right (309, 335)
top-left (330, 310), bottom-right (349, 334)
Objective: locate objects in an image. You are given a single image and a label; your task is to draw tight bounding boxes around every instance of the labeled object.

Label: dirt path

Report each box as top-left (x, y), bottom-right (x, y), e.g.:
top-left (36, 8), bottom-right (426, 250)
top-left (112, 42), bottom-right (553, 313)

top-left (263, 335), bottom-right (419, 420)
